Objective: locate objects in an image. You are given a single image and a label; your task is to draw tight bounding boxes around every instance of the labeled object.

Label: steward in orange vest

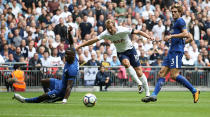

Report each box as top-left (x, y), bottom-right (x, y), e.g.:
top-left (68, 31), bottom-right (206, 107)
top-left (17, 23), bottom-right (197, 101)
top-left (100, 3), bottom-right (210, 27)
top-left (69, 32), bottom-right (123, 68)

top-left (8, 64), bottom-right (26, 91)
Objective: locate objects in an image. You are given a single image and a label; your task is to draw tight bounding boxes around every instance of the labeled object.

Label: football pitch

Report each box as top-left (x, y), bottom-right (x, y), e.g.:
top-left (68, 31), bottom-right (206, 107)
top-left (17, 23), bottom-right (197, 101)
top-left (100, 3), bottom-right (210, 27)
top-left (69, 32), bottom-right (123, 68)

top-left (0, 91), bottom-right (210, 117)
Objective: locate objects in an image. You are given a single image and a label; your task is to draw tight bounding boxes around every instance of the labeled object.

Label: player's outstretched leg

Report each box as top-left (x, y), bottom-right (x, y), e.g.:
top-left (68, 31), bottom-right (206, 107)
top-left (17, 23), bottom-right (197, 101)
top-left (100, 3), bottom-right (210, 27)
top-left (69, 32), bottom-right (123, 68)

top-left (122, 59), bottom-right (143, 94)
top-left (13, 93), bottom-right (25, 103)
top-left (139, 73), bottom-right (150, 96)
top-left (126, 66), bottom-right (143, 93)
top-left (175, 75), bottom-right (200, 103)
top-left (134, 66), bottom-right (150, 96)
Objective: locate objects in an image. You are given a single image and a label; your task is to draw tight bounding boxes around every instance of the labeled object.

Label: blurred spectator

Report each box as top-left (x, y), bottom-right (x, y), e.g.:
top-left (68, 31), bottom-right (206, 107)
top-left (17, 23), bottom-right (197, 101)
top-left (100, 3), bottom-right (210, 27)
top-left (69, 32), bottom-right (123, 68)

top-left (21, 0), bottom-right (35, 13)
top-left (139, 50), bottom-right (149, 66)
top-left (115, 1), bottom-right (127, 24)
top-left (29, 53), bottom-right (42, 70)
top-left (78, 54), bottom-right (86, 66)
top-left (54, 18), bottom-right (67, 41)
top-left (203, 50), bottom-right (209, 66)
top-left (101, 53), bottom-right (110, 67)
top-left (182, 51), bottom-right (194, 66)
top-left (49, 48), bottom-right (63, 66)
top-left (194, 54), bottom-right (206, 67)
top-left (20, 40), bottom-right (28, 59)
top-left (0, 54), bottom-right (5, 63)
top-left (48, 0), bottom-right (60, 14)
top-left (58, 43), bottom-right (65, 59)
top-left (86, 53), bottom-right (101, 66)
top-left (38, 46), bottom-right (45, 59)
top-left (95, 65), bottom-right (111, 91)
top-left (14, 46), bottom-right (23, 62)
top-left (27, 42), bottom-right (36, 59)
top-left (6, 53), bottom-right (16, 70)
top-left (96, 50), bottom-right (102, 62)
top-left (52, 35), bottom-right (61, 48)
top-left (2, 51), bottom-right (9, 62)
top-left (110, 55), bottom-right (121, 66)
top-left (97, 14), bottom-right (106, 30)
top-left (151, 56), bottom-right (162, 66)
top-left (203, 28), bottom-right (210, 43)
top-left (148, 44), bottom-right (161, 65)
top-left (189, 19), bottom-right (202, 46)
top-left (46, 24), bottom-right (55, 39)
top-left (83, 50), bottom-right (91, 62)
top-left (106, 48), bottom-right (113, 63)
top-left (61, 6), bottom-right (72, 19)
top-left (152, 20), bottom-right (165, 40)
top-left (145, 14), bottom-right (157, 31)
top-left (79, 15), bottom-right (92, 39)
top-left (94, 1), bottom-right (106, 21)
top-left (1, 44), bottom-right (12, 56)
top-left (182, 11), bottom-right (191, 31)
top-left (13, 29), bottom-right (22, 47)
top-left (41, 51), bottom-right (51, 67)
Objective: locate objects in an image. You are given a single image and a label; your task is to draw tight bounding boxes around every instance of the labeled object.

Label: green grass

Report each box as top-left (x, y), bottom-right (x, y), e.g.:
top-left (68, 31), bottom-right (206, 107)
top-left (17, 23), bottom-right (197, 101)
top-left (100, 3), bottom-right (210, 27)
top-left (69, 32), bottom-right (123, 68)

top-left (0, 91), bottom-right (210, 117)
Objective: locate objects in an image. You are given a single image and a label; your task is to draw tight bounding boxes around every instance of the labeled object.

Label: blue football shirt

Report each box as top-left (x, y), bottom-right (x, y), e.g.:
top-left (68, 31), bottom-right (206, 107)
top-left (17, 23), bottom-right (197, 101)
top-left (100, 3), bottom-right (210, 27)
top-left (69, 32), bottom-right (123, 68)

top-left (169, 17), bottom-right (186, 53)
top-left (61, 55), bottom-right (79, 92)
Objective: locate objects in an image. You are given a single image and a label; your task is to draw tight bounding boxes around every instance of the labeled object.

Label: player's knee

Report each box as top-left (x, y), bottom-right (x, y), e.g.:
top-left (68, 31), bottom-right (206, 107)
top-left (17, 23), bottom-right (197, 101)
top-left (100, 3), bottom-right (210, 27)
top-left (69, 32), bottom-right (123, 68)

top-left (135, 67), bottom-right (143, 77)
top-left (170, 73), bottom-right (178, 80)
top-left (122, 59), bottom-right (130, 68)
top-left (158, 71), bottom-right (164, 77)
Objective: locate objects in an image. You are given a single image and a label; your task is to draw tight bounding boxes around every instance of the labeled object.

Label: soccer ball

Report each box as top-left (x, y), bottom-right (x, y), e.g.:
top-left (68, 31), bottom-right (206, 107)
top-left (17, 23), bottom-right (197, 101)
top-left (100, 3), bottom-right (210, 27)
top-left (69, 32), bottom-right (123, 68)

top-left (83, 93), bottom-right (97, 107)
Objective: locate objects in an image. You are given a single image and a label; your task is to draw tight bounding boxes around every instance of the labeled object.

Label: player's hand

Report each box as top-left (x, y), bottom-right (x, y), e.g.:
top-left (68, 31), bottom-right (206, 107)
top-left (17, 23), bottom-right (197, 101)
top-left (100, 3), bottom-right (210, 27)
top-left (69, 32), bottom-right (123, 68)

top-left (62, 99), bottom-right (67, 104)
top-left (164, 35), bottom-right (171, 42)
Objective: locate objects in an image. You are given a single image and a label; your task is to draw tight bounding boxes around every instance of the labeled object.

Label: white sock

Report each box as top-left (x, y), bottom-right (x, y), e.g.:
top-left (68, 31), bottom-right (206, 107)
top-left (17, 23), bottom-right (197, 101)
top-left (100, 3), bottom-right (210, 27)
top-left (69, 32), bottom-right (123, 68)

top-left (139, 73), bottom-right (150, 96)
top-left (126, 66), bottom-right (142, 85)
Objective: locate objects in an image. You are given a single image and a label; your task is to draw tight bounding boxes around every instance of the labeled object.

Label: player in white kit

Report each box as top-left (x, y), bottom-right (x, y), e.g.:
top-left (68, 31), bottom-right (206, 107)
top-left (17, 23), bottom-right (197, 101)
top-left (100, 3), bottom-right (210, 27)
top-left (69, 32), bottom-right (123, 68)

top-left (76, 19), bottom-right (154, 99)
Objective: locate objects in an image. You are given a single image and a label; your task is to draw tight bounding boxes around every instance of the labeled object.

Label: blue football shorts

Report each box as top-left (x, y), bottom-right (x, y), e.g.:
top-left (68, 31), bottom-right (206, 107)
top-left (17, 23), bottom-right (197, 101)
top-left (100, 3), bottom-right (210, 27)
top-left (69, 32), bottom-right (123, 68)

top-left (162, 51), bottom-right (183, 68)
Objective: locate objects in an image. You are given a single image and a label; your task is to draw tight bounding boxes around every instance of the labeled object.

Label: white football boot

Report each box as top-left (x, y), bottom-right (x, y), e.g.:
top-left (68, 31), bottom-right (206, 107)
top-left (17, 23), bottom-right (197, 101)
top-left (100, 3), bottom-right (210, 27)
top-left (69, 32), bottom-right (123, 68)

top-left (13, 93), bottom-right (25, 103)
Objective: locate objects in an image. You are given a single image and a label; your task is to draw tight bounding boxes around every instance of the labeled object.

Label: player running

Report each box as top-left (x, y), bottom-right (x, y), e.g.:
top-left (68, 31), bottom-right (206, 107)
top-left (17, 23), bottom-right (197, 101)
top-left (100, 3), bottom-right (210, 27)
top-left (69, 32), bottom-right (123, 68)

top-left (76, 19), bottom-right (154, 99)
top-left (141, 4), bottom-right (200, 103)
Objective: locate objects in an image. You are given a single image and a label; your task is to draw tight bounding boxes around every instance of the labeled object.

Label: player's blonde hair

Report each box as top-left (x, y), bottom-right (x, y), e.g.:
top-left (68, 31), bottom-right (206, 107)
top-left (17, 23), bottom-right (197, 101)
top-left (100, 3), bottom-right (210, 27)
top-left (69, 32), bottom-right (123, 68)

top-left (105, 19), bottom-right (115, 27)
top-left (171, 3), bottom-right (183, 15)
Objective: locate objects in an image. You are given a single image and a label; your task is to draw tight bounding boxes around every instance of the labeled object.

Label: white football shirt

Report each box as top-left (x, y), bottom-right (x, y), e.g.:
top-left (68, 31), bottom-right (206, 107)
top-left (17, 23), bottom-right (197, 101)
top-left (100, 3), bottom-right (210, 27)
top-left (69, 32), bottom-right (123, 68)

top-left (97, 26), bottom-right (133, 52)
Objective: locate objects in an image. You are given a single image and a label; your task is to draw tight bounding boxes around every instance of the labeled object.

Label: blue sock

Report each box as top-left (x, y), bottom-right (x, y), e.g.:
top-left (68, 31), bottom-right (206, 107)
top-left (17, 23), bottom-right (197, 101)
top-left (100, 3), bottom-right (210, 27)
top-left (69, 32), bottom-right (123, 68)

top-left (151, 77), bottom-right (165, 96)
top-left (25, 97), bottom-right (39, 103)
top-left (176, 75), bottom-right (197, 94)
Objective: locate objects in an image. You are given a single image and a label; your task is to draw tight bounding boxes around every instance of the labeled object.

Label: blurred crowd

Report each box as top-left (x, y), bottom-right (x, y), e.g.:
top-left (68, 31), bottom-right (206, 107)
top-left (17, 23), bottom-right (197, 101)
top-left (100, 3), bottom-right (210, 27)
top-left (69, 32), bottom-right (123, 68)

top-left (0, 0), bottom-right (209, 69)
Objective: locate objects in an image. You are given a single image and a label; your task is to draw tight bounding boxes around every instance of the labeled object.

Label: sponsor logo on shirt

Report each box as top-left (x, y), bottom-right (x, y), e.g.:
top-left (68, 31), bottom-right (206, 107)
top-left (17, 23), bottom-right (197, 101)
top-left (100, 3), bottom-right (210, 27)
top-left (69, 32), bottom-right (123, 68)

top-left (113, 39), bottom-right (125, 44)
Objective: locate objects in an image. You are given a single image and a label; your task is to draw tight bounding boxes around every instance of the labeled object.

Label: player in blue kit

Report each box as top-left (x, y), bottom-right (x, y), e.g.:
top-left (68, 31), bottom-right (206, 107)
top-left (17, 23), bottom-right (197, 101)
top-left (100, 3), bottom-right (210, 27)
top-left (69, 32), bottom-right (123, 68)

top-left (13, 27), bottom-right (78, 104)
top-left (13, 47), bottom-right (78, 104)
top-left (142, 4), bottom-right (200, 103)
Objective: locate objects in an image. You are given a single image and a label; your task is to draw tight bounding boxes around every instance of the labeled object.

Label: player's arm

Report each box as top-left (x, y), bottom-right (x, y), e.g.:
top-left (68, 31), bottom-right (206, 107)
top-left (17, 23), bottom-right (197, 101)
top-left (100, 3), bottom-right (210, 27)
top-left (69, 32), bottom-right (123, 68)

top-left (76, 38), bottom-right (99, 50)
top-left (171, 29), bottom-right (188, 38)
top-left (62, 80), bottom-right (74, 104)
top-left (133, 30), bottom-right (154, 41)
top-left (185, 33), bottom-right (194, 44)
top-left (164, 29), bottom-right (188, 41)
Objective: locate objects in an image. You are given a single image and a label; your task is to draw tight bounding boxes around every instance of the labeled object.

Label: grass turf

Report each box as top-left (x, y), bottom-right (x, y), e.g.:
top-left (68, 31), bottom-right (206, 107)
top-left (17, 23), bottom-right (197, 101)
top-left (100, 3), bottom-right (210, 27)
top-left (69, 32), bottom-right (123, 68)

top-left (0, 91), bottom-right (209, 117)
